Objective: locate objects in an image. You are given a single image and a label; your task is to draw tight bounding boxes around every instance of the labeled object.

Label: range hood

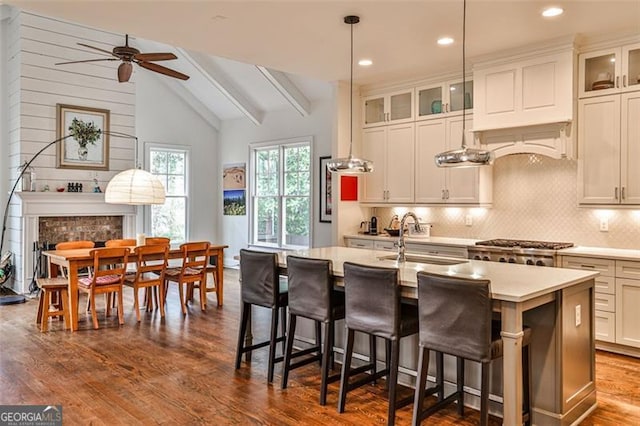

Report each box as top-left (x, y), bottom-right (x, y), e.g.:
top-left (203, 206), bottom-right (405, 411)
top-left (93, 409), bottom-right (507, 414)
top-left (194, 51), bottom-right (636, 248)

top-left (472, 121), bottom-right (574, 160)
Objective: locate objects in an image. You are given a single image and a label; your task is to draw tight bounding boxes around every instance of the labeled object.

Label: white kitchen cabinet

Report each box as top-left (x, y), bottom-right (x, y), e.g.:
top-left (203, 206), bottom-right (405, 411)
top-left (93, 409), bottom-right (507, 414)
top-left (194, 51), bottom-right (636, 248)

top-left (616, 278), bottom-right (640, 348)
top-left (362, 88), bottom-right (414, 128)
top-left (414, 116), bottom-right (492, 205)
top-left (578, 92), bottom-right (640, 205)
top-left (345, 238), bottom-right (374, 249)
top-left (361, 122), bottom-right (415, 203)
top-left (415, 79), bottom-right (473, 121)
top-left (562, 256), bottom-right (617, 344)
top-left (473, 48), bottom-right (574, 131)
top-left (578, 42), bottom-right (640, 98)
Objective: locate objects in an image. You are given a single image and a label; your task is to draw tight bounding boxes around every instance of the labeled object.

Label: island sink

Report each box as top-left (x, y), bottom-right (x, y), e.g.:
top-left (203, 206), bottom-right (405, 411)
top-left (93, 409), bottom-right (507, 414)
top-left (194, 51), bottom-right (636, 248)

top-left (377, 254), bottom-right (467, 265)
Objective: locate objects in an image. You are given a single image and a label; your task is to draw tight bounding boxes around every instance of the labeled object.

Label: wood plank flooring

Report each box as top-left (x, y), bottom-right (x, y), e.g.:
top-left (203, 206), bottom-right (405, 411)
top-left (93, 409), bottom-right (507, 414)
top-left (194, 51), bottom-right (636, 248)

top-left (1, 268), bottom-right (639, 425)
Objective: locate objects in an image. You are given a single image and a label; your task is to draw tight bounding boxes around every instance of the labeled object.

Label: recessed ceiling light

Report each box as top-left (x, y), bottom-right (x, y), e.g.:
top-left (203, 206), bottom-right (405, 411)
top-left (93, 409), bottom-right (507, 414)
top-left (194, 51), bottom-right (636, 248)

top-left (437, 37), bottom-right (454, 46)
top-left (542, 7), bottom-right (564, 17)
top-left (358, 59), bottom-right (373, 67)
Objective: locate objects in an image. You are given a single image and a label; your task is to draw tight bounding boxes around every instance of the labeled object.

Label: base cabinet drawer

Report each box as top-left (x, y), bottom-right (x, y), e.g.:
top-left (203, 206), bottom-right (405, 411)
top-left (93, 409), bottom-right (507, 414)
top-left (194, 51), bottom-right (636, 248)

top-left (595, 310), bottom-right (616, 343)
top-left (345, 238), bottom-right (374, 249)
top-left (562, 256), bottom-right (615, 276)
top-left (374, 240), bottom-right (397, 251)
top-left (595, 293), bottom-right (615, 312)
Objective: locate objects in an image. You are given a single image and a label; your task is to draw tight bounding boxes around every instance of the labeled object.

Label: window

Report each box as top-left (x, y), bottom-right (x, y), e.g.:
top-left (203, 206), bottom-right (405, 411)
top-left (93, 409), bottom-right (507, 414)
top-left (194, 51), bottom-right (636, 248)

top-left (251, 137), bottom-right (312, 249)
top-left (148, 146), bottom-right (188, 243)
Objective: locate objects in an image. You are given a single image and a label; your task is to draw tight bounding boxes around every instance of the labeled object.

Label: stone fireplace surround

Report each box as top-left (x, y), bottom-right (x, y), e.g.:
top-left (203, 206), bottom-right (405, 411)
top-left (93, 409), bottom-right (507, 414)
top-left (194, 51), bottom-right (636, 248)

top-left (13, 192), bottom-right (136, 294)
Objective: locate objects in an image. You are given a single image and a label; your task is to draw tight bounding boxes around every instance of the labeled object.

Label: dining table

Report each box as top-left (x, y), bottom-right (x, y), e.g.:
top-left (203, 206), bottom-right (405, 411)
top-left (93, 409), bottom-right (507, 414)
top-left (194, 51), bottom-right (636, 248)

top-left (42, 243), bottom-right (228, 331)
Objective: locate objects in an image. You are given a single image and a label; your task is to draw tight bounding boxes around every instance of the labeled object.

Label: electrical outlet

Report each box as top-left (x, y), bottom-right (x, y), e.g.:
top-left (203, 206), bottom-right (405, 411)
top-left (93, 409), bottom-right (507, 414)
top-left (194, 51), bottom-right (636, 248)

top-left (599, 218), bottom-right (609, 232)
top-left (465, 215), bottom-right (473, 226)
top-left (575, 304), bottom-right (582, 327)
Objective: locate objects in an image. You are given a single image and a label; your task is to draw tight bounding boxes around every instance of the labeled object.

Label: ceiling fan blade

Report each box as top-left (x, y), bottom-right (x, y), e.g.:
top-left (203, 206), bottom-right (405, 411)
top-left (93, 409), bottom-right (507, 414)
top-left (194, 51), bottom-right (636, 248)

top-left (134, 52), bottom-right (177, 62)
top-left (77, 42), bottom-right (119, 58)
top-left (118, 62), bottom-right (133, 83)
top-left (137, 61), bottom-right (190, 80)
top-left (56, 58), bottom-right (118, 65)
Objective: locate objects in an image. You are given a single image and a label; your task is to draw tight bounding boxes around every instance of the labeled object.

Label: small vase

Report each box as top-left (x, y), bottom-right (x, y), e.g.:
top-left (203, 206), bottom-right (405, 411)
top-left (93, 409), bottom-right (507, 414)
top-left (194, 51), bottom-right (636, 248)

top-left (78, 146), bottom-right (88, 161)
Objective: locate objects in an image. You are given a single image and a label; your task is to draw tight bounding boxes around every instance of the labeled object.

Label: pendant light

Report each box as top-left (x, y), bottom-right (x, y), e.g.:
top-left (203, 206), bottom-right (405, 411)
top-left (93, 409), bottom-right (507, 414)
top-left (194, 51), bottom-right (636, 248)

top-left (434, 0), bottom-right (494, 168)
top-left (327, 15), bottom-right (373, 173)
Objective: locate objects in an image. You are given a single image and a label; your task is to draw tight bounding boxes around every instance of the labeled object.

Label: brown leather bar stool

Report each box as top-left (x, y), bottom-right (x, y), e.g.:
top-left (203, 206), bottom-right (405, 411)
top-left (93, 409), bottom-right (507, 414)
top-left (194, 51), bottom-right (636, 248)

top-left (338, 262), bottom-right (419, 426)
top-left (36, 277), bottom-right (70, 332)
top-left (281, 255), bottom-right (345, 405)
top-left (236, 249), bottom-right (288, 383)
top-left (413, 271), bottom-right (532, 426)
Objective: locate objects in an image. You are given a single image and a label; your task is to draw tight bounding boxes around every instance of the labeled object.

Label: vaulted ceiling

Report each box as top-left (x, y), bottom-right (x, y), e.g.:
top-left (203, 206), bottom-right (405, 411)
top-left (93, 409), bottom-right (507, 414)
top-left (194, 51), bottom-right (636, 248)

top-left (3, 0), bottom-right (639, 126)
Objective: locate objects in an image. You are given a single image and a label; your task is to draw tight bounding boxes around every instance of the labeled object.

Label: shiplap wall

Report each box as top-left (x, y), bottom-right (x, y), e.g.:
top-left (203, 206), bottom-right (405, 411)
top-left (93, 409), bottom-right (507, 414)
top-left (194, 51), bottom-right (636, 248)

top-left (6, 11), bottom-right (137, 291)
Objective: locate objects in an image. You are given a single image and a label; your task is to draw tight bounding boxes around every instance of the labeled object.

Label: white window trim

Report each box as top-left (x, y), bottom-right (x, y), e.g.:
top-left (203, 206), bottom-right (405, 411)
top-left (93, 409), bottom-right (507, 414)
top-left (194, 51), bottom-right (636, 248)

top-left (248, 135), bottom-right (314, 249)
top-left (144, 142), bottom-right (191, 243)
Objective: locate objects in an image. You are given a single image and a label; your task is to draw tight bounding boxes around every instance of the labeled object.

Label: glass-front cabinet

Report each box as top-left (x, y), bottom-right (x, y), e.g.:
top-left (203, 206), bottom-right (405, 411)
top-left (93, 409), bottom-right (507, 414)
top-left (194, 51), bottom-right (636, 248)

top-left (362, 88), bottom-right (414, 127)
top-left (579, 43), bottom-right (640, 98)
top-left (416, 79), bottom-right (473, 120)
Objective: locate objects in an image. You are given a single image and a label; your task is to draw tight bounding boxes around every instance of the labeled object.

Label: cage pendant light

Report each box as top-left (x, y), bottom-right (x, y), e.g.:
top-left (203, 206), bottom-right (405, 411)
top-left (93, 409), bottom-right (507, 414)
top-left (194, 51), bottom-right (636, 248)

top-left (327, 15), bottom-right (373, 174)
top-left (434, 0), bottom-right (494, 168)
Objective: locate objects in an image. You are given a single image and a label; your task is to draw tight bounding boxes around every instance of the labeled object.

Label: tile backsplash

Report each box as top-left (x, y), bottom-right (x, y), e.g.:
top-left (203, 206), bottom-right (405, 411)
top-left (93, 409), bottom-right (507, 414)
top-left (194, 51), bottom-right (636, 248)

top-left (374, 154), bottom-right (640, 249)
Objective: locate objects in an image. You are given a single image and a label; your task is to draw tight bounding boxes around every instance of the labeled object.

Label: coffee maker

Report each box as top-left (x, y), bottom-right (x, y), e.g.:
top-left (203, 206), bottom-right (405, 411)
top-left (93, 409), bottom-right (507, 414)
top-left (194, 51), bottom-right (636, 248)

top-left (370, 216), bottom-right (378, 235)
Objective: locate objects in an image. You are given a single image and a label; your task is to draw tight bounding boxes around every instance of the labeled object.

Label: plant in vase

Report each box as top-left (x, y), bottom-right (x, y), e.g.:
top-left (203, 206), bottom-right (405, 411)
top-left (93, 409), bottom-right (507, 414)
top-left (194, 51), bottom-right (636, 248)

top-left (68, 118), bottom-right (101, 160)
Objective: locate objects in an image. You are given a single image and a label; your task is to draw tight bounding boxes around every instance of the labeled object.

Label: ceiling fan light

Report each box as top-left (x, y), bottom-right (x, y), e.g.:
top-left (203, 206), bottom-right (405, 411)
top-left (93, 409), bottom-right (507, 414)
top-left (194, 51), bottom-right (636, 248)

top-left (118, 62), bottom-right (133, 82)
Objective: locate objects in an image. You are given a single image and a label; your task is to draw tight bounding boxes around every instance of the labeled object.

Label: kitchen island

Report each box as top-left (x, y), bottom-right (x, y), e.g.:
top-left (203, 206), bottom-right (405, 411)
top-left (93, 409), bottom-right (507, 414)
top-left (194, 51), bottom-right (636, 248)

top-left (277, 246), bottom-right (599, 426)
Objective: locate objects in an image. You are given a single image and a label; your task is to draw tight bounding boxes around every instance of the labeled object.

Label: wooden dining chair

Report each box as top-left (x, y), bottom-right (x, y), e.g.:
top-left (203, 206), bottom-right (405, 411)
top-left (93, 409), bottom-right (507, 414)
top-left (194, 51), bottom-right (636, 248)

top-left (77, 247), bottom-right (130, 329)
top-left (51, 240), bottom-right (95, 278)
top-left (164, 242), bottom-right (210, 315)
top-left (125, 244), bottom-right (169, 321)
top-left (145, 237), bottom-right (171, 246)
top-left (105, 239), bottom-right (136, 247)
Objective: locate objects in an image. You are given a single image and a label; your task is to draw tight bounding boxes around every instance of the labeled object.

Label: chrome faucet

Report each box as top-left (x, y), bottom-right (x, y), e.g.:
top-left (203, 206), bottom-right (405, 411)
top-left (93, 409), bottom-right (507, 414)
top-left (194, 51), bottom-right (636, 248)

top-left (397, 212), bottom-right (422, 262)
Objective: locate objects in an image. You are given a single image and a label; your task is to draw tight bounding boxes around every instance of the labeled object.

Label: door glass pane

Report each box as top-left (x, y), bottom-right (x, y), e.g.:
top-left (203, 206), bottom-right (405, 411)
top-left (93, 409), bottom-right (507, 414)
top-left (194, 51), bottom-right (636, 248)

top-left (449, 81), bottom-right (473, 112)
top-left (418, 86), bottom-right (443, 117)
top-left (584, 53), bottom-right (616, 93)
top-left (365, 97), bottom-right (385, 124)
top-left (151, 198), bottom-right (186, 243)
top-left (390, 92), bottom-right (412, 120)
top-left (283, 196), bottom-right (309, 248)
top-left (627, 47), bottom-right (640, 88)
top-left (255, 197), bottom-right (279, 244)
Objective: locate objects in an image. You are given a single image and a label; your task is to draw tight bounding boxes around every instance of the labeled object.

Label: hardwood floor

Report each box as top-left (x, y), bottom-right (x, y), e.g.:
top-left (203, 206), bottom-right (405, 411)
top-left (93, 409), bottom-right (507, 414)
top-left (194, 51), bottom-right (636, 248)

top-left (1, 268), bottom-right (639, 425)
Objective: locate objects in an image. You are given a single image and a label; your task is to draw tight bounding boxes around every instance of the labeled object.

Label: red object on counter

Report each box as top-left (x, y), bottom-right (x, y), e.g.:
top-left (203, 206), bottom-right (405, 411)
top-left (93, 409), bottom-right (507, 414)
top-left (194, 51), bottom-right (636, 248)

top-left (340, 176), bottom-right (358, 201)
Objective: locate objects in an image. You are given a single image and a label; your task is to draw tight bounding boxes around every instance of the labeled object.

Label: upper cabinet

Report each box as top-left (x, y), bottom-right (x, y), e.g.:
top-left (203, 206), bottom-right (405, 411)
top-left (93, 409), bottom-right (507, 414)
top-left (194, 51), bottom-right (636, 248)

top-left (579, 42), bottom-right (640, 98)
top-left (415, 79), bottom-right (473, 121)
top-left (473, 48), bottom-right (575, 131)
top-left (362, 88), bottom-right (414, 128)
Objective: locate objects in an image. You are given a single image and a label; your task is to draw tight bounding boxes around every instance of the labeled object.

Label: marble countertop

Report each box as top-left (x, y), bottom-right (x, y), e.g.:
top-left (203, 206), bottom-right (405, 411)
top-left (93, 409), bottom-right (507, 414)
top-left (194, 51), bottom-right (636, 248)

top-left (344, 234), bottom-right (479, 247)
top-left (345, 234), bottom-right (640, 262)
top-left (558, 246), bottom-right (640, 262)
top-left (280, 246), bottom-right (598, 303)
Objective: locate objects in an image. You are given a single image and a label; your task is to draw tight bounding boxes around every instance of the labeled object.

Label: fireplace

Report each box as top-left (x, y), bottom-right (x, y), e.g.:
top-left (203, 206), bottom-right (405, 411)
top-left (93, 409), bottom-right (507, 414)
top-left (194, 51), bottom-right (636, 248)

top-left (12, 192), bottom-right (136, 293)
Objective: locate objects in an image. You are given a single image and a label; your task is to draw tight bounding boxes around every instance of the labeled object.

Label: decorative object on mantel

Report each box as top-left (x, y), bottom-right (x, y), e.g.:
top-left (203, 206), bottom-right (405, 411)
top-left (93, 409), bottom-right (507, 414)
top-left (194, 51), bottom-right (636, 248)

top-left (434, 0), bottom-right (495, 168)
top-left (57, 104), bottom-right (110, 170)
top-left (0, 125), bottom-right (165, 305)
top-left (326, 16), bottom-right (373, 174)
top-left (55, 34), bottom-right (189, 82)
top-left (93, 178), bottom-right (102, 193)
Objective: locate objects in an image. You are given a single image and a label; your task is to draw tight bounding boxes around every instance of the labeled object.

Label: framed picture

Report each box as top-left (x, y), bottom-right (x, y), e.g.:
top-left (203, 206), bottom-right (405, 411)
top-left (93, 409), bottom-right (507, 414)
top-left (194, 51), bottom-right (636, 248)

top-left (56, 104), bottom-right (110, 170)
top-left (319, 156), bottom-right (332, 223)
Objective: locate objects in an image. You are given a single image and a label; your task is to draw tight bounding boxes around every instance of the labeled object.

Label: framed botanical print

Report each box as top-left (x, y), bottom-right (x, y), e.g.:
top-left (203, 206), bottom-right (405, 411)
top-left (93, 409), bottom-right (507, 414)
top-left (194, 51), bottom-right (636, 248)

top-left (56, 104), bottom-right (110, 170)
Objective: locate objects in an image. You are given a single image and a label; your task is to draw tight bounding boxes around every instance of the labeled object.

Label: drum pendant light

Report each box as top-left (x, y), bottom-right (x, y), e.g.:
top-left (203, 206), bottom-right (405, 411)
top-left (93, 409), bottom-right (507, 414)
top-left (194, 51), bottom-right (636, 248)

top-left (434, 0), bottom-right (494, 168)
top-left (327, 15), bottom-right (373, 173)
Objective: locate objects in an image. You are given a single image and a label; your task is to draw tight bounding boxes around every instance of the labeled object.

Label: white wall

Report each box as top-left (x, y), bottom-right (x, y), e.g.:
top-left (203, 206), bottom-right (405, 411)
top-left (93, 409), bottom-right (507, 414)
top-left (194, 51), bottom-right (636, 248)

top-left (135, 72), bottom-right (219, 243)
top-left (219, 98), bottom-right (334, 265)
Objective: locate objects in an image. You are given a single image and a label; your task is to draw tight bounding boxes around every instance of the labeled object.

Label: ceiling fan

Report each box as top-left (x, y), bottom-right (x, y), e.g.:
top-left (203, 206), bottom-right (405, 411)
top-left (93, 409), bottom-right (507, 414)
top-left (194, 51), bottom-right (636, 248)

top-left (55, 34), bottom-right (190, 82)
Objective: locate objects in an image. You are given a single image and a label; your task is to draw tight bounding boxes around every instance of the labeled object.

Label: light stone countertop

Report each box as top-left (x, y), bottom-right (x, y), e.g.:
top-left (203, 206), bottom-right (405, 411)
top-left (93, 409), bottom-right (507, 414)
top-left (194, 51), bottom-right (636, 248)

top-left (344, 234), bottom-right (479, 247)
top-left (558, 246), bottom-right (640, 262)
top-left (280, 246), bottom-right (598, 303)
